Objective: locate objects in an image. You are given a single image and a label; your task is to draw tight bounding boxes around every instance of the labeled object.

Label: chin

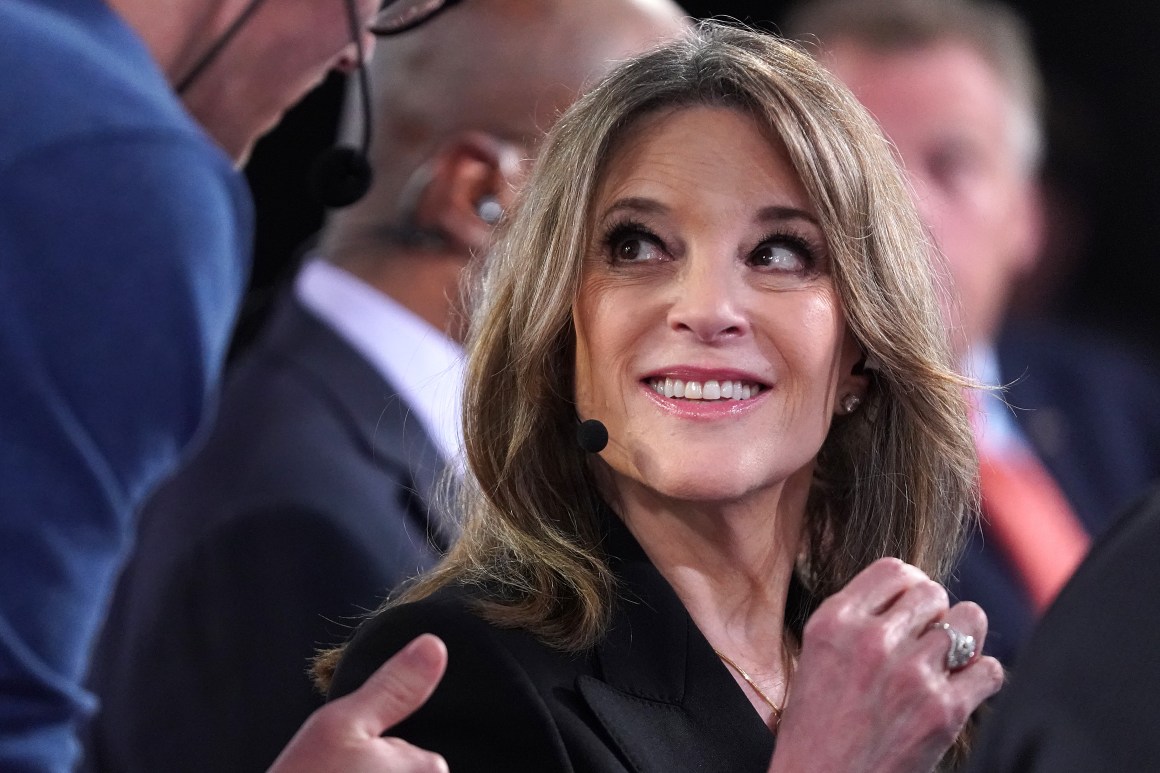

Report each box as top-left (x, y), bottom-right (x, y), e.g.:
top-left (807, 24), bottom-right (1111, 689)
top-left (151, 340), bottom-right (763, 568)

top-left (616, 427), bottom-right (820, 504)
top-left (625, 457), bottom-right (786, 507)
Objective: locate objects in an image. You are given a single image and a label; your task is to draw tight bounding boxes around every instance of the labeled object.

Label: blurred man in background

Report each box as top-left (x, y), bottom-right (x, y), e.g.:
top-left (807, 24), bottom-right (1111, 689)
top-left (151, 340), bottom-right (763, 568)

top-left (788, 0), bottom-right (1160, 666)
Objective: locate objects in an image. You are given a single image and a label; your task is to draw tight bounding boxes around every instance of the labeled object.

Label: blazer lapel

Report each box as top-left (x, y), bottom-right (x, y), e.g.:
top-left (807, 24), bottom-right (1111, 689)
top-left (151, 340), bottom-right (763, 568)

top-left (578, 518), bottom-right (775, 773)
top-left (258, 295), bottom-right (457, 550)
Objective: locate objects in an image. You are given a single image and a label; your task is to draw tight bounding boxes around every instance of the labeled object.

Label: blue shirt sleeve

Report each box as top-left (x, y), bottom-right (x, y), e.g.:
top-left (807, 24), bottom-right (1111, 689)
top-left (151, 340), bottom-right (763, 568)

top-left (0, 129), bottom-right (249, 772)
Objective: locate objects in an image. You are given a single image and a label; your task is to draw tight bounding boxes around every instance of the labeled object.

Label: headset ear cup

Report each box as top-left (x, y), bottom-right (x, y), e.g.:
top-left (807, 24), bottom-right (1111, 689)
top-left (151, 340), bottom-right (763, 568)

top-left (310, 146), bottom-right (373, 208)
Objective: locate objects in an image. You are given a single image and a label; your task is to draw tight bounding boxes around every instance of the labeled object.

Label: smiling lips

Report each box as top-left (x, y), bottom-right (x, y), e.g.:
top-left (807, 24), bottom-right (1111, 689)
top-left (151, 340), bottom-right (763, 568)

top-left (646, 377), bottom-right (765, 401)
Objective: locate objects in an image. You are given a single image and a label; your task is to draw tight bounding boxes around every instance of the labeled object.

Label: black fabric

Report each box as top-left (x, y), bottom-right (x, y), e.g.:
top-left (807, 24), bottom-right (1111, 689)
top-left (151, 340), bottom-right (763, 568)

top-left (330, 513), bottom-right (776, 772)
top-left (967, 483), bottom-right (1160, 772)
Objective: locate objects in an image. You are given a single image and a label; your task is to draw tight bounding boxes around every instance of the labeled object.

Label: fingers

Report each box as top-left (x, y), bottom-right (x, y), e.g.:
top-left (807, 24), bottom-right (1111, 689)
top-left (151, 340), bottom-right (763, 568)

top-left (811, 559), bottom-right (949, 646)
top-left (376, 738), bottom-right (451, 773)
top-left (923, 602), bottom-right (1005, 702)
top-left (884, 577), bottom-right (950, 637)
top-left (779, 564), bottom-right (1002, 773)
top-left (953, 652), bottom-right (1005, 705)
top-left (341, 634), bottom-right (449, 737)
top-left (809, 558), bottom-right (1001, 692)
top-left (836, 557), bottom-right (931, 614)
top-left (921, 601), bottom-right (987, 666)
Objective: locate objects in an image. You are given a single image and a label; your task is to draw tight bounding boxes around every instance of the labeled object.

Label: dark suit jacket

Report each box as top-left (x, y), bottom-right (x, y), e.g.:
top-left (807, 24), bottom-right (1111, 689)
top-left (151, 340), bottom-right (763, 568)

top-left (329, 515), bottom-right (777, 773)
top-left (949, 322), bottom-right (1160, 667)
top-left (84, 296), bottom-right (452, 772)
top-left (966, 483), bottom-right (1160, 772)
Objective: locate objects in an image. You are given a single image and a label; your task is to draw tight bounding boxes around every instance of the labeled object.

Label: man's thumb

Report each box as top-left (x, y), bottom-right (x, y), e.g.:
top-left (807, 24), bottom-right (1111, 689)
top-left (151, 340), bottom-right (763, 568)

top-left (341, 634), bottom-right (448, 735)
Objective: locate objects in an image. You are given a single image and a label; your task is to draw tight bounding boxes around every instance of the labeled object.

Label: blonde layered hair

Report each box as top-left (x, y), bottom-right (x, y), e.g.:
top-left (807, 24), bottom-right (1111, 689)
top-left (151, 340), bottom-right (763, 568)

top-left (318, 21), bottom-right (976, 681)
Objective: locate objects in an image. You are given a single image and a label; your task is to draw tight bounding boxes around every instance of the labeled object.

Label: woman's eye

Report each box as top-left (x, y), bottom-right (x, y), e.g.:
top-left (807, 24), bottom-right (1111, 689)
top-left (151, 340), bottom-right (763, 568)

top-left (750, 242), bottom-right (808, 272)
top-left (609, 233), bottom-right (663, 263)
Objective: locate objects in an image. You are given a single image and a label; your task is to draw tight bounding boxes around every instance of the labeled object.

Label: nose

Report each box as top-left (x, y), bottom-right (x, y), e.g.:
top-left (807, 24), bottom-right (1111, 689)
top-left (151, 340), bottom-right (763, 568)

top-left (667, 257), bottom-right (749, 343)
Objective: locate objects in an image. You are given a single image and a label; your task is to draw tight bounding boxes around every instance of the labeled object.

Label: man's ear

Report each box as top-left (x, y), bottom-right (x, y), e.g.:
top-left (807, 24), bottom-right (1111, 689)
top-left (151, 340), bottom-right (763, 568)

top-left (412, 131), bottom-right (525, 254)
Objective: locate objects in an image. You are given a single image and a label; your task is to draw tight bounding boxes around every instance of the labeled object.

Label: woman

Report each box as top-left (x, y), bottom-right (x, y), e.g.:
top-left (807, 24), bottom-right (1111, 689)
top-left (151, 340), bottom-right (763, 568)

top-left (317, 22), bottom-right (1002, 772)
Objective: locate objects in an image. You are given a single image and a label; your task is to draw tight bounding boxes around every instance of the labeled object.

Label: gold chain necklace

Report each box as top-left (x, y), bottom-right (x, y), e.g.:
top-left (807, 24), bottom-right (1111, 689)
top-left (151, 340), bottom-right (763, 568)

top-left (713, 648), bottom-right (785, 729)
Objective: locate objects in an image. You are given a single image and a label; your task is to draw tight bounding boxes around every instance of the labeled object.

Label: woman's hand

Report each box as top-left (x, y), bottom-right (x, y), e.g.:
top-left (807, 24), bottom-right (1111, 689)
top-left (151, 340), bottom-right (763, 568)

top-left (768, 558), bottom-right (1003, 773)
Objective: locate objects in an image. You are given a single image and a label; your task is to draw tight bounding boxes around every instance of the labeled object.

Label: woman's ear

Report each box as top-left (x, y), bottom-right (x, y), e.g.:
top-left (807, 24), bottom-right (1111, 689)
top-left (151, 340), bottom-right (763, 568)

top-left (412, 131), bottom-right (525, 255)
top-left (835, 341), bottom-right (873, 416)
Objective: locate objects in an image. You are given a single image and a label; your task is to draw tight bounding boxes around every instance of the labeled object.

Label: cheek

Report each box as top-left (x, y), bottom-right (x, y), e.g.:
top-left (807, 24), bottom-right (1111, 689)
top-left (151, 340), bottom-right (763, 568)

top-left (772, 291), bottom-right (848, 379)
top-left (261, 35), bottom-right (345, 98)
top-left (572, 277), bottom-right (652, 411)
top-left (572, 285), bottom-right (615, 411)
top-left (356, 0), bottom-right (379, 22)
top-left (572, 308), bottom-right (596, 409)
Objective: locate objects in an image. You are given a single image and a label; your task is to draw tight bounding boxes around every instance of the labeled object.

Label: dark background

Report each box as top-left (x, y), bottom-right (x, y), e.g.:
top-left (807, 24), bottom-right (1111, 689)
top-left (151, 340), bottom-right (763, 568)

top-left (242, 1), bottom-right (1160, 362)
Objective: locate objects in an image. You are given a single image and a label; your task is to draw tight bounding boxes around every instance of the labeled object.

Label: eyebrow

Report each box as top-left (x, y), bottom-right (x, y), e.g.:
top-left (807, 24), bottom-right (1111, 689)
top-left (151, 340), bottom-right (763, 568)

top-left (599, 197), bottom-right (821, 227)
top-left (600, 197), bottom-right (669, 219)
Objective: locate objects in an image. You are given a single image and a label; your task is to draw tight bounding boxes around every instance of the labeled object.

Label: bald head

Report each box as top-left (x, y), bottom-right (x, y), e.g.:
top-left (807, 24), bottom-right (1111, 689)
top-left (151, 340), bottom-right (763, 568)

top-left (324, 0), bottom-right (687, 255)
top-left (370, 0), bottom-right (685, 146)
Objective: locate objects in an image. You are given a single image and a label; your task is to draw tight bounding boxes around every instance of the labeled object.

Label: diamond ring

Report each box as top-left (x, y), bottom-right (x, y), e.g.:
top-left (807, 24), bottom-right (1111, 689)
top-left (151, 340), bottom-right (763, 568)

top-left (928, 621), bottom-right (976, 671)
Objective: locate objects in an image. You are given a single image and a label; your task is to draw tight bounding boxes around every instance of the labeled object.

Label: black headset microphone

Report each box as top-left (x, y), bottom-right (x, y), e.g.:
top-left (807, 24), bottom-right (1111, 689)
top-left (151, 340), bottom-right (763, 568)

top-left (576, 419), bottom-right (609, 454)
top-left (310, 0), bottom-right (375, 208)
top-left (176, 0), bottom-right (373, 209)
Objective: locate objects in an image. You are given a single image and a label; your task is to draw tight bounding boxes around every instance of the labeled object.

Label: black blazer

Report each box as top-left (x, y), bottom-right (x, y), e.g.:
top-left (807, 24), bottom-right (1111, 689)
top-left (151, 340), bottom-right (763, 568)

top-left (967, 483), bottom-right (1160, 772)
top-left (330, 516), bottom-right (777, 772)
top-left (85, 296), bottom-right (452, 772)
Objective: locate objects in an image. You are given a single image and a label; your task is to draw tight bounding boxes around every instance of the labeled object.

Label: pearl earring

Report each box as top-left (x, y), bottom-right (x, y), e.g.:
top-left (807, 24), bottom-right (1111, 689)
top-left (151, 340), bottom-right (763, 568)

top-left (840, 394), bottom-right (862, 415)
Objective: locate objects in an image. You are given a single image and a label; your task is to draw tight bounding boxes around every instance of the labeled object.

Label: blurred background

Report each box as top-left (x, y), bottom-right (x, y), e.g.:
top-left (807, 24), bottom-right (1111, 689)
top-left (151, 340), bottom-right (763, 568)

top-left (241, 1), bottom-right (1160, 363)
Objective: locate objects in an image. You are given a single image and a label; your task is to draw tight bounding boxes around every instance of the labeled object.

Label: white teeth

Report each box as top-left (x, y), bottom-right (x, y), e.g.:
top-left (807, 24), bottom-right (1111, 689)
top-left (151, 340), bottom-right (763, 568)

top-left (647, 378), bottom-right (763, 402)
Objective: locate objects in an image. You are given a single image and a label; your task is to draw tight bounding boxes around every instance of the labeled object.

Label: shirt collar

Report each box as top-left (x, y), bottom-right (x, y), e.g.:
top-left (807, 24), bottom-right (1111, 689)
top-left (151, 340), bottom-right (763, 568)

top-left (295, 258), bottom-right (464, 468)
top-left (964, 343), bottom-right (1026, 455)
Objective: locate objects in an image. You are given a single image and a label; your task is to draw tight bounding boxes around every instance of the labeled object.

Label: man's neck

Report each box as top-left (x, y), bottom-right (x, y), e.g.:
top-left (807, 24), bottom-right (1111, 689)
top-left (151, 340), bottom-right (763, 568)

top-left (330, 247), bottom-right (471, 343)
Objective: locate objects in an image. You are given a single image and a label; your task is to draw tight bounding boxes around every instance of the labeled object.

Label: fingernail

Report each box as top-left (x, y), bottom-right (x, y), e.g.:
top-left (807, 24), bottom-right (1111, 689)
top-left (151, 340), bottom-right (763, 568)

top-left (397, 634), bottom-right (445, 672)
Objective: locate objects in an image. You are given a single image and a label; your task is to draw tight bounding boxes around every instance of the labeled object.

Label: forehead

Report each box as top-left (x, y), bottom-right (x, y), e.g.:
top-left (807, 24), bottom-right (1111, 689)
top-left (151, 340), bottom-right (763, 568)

top-left (593, 105), bottom-right (814, 217)
top-left (821, 39), bottom-right (1013, 158)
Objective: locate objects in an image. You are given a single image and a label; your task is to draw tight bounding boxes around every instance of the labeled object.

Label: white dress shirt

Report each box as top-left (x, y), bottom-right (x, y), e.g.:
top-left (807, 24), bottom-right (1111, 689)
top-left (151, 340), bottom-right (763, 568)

top-left (965, 344), bottom-right (1026, 456)
top-left (295, 258), bottom-right (464, 470)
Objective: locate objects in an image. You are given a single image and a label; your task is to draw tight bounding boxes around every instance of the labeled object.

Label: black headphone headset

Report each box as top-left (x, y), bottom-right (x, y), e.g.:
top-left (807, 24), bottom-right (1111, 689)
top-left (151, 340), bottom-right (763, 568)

top-left (176, 0), bottom-right (374, 209)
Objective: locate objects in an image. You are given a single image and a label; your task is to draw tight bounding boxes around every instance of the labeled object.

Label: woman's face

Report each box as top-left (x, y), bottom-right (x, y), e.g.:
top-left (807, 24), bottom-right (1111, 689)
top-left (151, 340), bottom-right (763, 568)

top-left (573, 105), bottom-right (866, 507)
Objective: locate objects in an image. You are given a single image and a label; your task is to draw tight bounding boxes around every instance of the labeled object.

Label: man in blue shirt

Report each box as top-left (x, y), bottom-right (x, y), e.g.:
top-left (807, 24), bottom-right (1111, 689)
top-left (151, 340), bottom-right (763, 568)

top-left (0, 0), bottom-right (453, 770)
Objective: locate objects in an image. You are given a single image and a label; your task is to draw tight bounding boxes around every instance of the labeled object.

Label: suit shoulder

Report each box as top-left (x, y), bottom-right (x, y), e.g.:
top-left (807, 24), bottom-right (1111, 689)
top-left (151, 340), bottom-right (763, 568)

top-left (1000, 321), bottom-right (1160, 391)
top-left (330, 586), bottom-right (495, 698)
top-left (329, 586), bottom-right (573, 770)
